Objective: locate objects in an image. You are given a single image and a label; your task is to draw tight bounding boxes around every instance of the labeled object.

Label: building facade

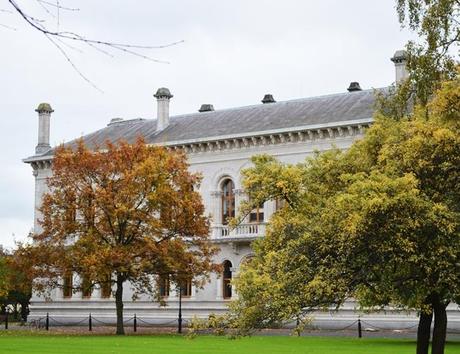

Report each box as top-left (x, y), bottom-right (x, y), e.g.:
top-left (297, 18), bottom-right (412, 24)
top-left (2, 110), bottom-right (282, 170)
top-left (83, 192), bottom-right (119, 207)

top-left (24, 52), bottom-right (460, 329)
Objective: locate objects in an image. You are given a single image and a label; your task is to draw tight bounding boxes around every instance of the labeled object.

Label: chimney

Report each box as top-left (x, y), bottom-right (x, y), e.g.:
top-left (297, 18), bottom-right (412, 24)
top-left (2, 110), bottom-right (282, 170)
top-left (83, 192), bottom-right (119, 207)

top-left (198, 104), bottom-right (215, 112)
top-left (391, 50), bottom-right (408, 84)
top-left (154, 87), bottom-right (173, 131)
top-left (347, 82), bottom-right (362, 92)
top-left (261, 94), bottom-right (276, 104)
top-left (35, 103), bottom-right (53, 154)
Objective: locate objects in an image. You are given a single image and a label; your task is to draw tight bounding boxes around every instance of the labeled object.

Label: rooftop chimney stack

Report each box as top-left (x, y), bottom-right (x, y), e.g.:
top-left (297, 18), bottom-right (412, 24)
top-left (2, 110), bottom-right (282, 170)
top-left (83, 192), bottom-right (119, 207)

top-left (35, 103), bottom-right (53, 154)
top-left (198, 104), bottom-right (215, 112)
top-left (154, 87), bottom-right (173, 131)
top-left (261, 94), bottom-right (276, 104)
top-left (391, 50), bottom-right (408, 84)
top-left (347, 82), bottom-right (362, 92)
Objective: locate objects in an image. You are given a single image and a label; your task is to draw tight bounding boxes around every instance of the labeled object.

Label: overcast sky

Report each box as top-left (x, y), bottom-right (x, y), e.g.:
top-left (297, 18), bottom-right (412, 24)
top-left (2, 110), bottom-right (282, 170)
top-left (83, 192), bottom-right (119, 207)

top-left (0, 0), bottom-right (413, 249)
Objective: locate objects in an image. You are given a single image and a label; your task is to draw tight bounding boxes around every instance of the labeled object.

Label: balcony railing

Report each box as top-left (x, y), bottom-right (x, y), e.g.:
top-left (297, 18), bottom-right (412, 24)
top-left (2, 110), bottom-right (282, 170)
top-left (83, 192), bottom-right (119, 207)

top-left (212, 223), bottom-right (266, 240)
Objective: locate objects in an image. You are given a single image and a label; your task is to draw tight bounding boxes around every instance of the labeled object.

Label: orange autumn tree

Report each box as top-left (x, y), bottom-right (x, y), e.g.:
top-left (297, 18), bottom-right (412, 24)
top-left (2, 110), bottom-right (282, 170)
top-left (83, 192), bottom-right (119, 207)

top-left (29, 138), bottom-right (217, 335)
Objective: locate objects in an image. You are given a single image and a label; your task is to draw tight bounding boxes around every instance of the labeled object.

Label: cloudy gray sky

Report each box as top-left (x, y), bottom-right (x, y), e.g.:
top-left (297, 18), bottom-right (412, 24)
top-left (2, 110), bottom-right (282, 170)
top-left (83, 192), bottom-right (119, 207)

top-left (0, 0), bottom-right (413, 248)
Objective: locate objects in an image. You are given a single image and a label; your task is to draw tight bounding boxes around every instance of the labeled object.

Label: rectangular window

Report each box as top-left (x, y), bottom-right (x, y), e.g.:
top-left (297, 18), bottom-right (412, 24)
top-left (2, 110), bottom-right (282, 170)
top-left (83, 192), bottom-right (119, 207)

top-left (181, 279), bottom-right (193, 298)
top-left (63, 272), bottom-right (73, 298)
top-left (101, 275), bottom-right (112, 299)
top-left (81, 276), bottom-right (93, 298)
top-left (275, 198), bottom-right (287, 211)
top-left (249, 202), bottom-right (264, 223)
top-left (159, 275), bottom-right (170, 298)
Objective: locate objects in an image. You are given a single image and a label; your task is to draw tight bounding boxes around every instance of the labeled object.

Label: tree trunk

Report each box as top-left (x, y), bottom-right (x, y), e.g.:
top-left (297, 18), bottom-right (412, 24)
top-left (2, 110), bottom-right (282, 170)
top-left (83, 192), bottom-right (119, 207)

top-left (417, 310), bottom-right (432, 354)
top-left (431, 296), bottom-right (447, 354)
top-left (115, 274), bottom-right (125, 335)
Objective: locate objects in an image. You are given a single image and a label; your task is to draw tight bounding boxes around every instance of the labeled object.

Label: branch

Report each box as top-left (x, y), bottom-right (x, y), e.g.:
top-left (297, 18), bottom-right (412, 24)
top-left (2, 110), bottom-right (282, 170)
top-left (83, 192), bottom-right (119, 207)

top-left (9, 0), bottom-right (183, 51)
top-left (0, 22), bottom-right (16, 31)
top-left (37, 0), bottom-right (79, 12)
top-left (44, 33), bottom-right (103, 92)
top-left (8, 0), bottom-right (184, 89)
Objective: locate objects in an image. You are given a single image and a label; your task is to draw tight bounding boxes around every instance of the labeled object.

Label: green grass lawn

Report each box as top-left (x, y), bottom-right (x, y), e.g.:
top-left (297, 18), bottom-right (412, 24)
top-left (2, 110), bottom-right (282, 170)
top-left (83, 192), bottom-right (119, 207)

top-left (0, 332), bottom-right (459, 354)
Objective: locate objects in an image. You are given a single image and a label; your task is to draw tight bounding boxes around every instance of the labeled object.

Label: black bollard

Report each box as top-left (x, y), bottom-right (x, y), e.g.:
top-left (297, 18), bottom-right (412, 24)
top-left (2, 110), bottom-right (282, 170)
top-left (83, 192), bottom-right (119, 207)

top-left (46, 313), bottom-right (49, 331)
top-left (89, 313), bottom-right (92, 331)
top-left (134, 314), bottom-right (137, 333)
top-left (358, 318), bottom-right (362, 338)
top-left (5, 312), bottom-right (8, 330)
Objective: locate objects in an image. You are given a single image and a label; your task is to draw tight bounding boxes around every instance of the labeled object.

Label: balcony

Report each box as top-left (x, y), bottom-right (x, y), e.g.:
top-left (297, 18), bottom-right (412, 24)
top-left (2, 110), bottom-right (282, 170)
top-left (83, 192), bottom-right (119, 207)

top-left (211, 223), bottom-right (266, 241)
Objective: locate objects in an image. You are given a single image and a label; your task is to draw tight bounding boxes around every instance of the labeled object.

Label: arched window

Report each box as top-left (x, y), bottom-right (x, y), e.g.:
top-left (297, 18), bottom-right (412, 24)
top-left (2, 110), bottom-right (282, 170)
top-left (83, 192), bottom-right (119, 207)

top-left (222, 260), bottom-right (232, 299)
top-left (221, 179), bottom-right (235, 225)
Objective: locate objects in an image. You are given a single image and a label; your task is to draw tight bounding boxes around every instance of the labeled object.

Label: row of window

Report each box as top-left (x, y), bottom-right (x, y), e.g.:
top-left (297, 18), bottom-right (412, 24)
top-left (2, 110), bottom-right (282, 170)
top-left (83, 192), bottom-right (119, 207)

top-left (64, 178), bottom-right (284, 228)
top-left (62, 274), bottom-right (194, 299)
top-left (157, 276), bottom-right (193, 298)
top-left (61, 261), bottom-right (234, 300)
top-left (62, 273), bottom-right (112, 299)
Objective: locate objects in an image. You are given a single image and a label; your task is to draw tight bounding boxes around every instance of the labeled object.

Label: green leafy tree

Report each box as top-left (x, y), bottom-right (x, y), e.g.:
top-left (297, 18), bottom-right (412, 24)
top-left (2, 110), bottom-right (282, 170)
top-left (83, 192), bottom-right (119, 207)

top-left (0, 255), bottom-right (9, 299)
top-left (0, 248), bottom-right (32, 321)
top-left (232, 74), bottom-right (460, 354)
top-left (396, 0), bottom-right (459, 106)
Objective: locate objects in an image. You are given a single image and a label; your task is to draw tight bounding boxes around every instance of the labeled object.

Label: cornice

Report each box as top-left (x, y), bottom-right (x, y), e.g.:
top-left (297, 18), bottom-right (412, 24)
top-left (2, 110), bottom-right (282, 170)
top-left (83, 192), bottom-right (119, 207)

top-left (22, 118), bottom-right (373, 165)
top-left (166, 120), bottom-right (372, 155)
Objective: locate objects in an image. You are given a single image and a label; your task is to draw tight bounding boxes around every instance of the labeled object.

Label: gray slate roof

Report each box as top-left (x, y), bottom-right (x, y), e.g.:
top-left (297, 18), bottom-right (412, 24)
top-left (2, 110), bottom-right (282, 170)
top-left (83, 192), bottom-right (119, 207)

top-left (38, 88), bottom-right (380, 158)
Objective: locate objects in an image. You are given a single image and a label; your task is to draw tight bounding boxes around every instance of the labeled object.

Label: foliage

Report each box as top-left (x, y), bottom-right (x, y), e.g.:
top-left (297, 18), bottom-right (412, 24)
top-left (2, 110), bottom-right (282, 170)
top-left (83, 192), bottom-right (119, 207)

top-left (187, 314), bottom-right (228, 338)
top-left (23, 138), bottom-right (217, 334)
top-left (0, 254), bottom-right (9, 299)
top-left (231, 74), bottom-right (460, 354)
top-left (395, 0), bottom-right (459, 106)
top-left (0, 248), bottom-right (32, 321)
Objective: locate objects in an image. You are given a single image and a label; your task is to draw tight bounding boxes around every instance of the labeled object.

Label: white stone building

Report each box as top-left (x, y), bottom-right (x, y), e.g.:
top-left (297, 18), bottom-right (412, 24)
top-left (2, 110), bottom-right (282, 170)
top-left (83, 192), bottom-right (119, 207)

top-left (23, 52), bottom-right (460, 330)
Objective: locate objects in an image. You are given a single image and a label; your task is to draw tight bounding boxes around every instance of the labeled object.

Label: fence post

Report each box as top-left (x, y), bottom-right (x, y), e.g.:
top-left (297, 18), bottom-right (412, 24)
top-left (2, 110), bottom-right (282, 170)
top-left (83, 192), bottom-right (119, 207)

top-left (89, 313), bottom-right (92, 331)
top-left (134, 314), bottom-right (137, 332)
top-left (4, 312), bottom-right (8, 330)
top-left (45, 313), bottom-right (49, 331)
top-left (358, 318), bottom-right (362, 338)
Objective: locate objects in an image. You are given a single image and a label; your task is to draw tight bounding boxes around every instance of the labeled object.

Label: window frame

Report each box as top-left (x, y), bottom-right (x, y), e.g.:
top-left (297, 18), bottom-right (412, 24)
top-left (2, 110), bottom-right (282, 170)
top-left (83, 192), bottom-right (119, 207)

top-left (100, 275), bottom-right (112, 299)
top-left (63, 272), bottom-right (73, 299)
top-left (221, 179), bottom-right (235, 225)
top-left (181, 278), bottom-right (193, 298)
top-left (249, 202), bottom-right (264, 223)
top-left (158, 275), bottom-right (170, 298)
top-left (222, 260), bottom-right (232, 299)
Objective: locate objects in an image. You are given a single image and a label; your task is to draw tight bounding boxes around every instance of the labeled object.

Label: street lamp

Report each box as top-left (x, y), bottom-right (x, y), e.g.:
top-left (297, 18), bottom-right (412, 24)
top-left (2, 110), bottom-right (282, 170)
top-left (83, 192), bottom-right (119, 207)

top-left (178, 283), bottom-right (182, 334)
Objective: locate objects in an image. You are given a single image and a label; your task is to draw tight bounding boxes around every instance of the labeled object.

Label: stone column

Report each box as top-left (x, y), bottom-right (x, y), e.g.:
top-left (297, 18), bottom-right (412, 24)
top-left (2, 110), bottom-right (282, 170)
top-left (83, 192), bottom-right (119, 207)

top-left (210, 191), bottom-right (223, 230)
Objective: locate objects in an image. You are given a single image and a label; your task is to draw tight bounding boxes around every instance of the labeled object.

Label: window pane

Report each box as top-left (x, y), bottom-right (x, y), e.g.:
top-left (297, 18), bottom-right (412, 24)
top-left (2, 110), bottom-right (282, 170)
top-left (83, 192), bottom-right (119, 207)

top-left (63, 272), bottom-right (73, 298)
top-left (159, 275), bottom-right (170, 297)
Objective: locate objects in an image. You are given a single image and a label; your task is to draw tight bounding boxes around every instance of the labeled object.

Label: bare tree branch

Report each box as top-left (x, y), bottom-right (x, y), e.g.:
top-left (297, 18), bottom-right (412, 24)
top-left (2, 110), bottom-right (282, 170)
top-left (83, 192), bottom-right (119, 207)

top-left (44, 33), bottom-right (104, 93)
top-left (8, 0), bottom-right (184, 90)
top-left (37, 0), bottom-right (79, 12)
top-left (0, 22), bottom-right (16, 31)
